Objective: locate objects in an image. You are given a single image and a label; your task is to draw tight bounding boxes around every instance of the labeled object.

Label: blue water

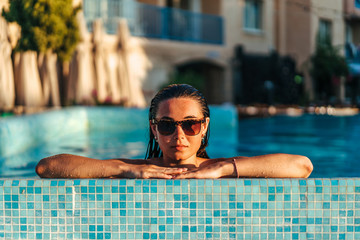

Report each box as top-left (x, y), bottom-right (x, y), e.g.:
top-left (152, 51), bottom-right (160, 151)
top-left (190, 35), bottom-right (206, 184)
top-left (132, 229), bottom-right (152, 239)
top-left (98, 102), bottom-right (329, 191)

top-left (236, 114), bottom-right (360, 178)
top-left (0, 106), bottom-right (238, 178)
top-left (0, 107), bottom-right (359, 178)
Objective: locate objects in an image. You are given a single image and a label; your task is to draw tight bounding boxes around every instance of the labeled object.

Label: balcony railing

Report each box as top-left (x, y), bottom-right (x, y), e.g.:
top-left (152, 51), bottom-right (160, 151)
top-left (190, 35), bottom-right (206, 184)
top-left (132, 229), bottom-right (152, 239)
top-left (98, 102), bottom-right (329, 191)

top-left (83, 0), bottom-right (223, 45)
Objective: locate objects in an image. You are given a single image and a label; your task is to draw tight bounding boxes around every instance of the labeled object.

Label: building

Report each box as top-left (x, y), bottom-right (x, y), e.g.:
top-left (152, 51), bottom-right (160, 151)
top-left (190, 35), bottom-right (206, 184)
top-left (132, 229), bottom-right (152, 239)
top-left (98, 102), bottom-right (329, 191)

top-left (82, 0), bottom-right (277, 104)
top-left (344, 0), bottom-right (360, 45)
top-left (275, 0), bottom-right (346, 101)
top-left (2, 0), bottom-right (354, 105)
top-left (344, 0), bottom-right (360, 104)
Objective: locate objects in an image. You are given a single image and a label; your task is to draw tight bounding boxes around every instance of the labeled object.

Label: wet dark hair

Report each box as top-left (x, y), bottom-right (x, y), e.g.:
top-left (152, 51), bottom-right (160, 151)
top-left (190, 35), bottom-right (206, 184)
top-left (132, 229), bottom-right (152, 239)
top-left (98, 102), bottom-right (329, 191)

top-left (145, 84), bottom-right (210, 159)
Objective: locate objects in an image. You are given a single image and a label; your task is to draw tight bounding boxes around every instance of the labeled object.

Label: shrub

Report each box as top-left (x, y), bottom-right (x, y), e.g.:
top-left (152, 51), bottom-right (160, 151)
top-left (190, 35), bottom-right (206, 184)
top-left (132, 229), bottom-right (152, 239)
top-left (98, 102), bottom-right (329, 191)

top-left (2, 0), bottom-right (81, 61)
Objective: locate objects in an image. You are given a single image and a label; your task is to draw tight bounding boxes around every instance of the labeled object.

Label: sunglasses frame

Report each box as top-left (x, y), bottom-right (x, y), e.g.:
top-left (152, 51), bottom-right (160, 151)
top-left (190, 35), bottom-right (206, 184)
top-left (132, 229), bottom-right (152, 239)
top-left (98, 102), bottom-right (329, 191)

top-left (151, 118), bottom-right (206, 136)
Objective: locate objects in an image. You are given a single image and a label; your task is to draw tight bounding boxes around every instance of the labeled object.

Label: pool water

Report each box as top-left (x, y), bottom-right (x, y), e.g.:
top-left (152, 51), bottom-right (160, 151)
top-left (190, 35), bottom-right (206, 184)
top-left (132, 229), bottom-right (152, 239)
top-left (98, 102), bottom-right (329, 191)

top-left (0, 106), bottom-right (238, 178)
top-left (236, 114), bottom-right (360, 178)
top-left (0, 107), bottom-right (358, 178)
top-left (1, 107), bottom-right (360, 240)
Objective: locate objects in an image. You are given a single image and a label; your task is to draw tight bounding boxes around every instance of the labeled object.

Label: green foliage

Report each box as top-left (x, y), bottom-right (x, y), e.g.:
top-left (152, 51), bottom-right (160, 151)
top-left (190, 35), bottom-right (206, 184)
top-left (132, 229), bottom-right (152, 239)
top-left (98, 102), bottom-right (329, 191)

top-left (310, 34), bottom-right (349, 101)
top-left (2, 0), bottom-right (81, 61)
top-left (310, 34), bottom-right (349, 83)
top-left (162, 71), bottom-right (205, 93)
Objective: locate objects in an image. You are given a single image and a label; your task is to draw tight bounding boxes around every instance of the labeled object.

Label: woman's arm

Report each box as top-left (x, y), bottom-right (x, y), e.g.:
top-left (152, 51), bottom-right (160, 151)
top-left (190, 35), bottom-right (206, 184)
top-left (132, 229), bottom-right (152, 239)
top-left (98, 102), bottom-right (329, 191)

top-left (174, 154), bottom-right (313, 179)
top-left (233, 154), bottom-right (313, 178)
top-left (35, 154), bottom-right (187, 179)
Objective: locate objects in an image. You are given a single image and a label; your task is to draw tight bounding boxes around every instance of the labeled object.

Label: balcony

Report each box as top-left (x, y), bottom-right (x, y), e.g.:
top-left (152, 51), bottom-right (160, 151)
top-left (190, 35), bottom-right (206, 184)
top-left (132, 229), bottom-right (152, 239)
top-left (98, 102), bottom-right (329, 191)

top-left (344, 0), bottom-right (360, 21)
top-left (83, 0), bottom-right (224, 45)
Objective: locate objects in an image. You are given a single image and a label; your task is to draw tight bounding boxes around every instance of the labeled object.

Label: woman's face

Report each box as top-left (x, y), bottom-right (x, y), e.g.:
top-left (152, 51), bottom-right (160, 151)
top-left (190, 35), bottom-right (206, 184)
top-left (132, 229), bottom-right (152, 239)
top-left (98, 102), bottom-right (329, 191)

top-left (151, 97), bottom-right (209, 165)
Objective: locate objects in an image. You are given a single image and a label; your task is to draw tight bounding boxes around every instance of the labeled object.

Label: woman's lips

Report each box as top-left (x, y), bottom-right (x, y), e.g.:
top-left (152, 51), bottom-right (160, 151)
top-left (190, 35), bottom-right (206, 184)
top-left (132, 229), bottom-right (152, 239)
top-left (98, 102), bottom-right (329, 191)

top-left (172, 145), bottom-right (188, 151)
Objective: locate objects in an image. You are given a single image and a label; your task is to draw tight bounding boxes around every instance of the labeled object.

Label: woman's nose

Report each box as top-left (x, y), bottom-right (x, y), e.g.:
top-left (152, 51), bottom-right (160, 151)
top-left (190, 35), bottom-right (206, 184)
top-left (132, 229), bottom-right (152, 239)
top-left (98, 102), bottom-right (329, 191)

top-left (173, 125), bottom-right (185, 139)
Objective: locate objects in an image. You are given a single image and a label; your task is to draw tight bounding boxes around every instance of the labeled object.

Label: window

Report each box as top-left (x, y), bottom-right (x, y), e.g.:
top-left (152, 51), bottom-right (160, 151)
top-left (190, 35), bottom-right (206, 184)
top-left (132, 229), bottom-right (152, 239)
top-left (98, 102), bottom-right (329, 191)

top-left (318, 19), bottom-right (332, 44)
top-left (243, 0), bottom-right (262, 31)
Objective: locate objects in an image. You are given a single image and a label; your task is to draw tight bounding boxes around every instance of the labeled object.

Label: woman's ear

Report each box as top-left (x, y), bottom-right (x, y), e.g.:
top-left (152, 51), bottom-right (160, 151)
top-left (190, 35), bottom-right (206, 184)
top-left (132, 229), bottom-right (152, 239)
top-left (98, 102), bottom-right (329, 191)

top-left (203, 117), bottom-right (210, 135)
top-left (150, 120), bottom-right (157, 137)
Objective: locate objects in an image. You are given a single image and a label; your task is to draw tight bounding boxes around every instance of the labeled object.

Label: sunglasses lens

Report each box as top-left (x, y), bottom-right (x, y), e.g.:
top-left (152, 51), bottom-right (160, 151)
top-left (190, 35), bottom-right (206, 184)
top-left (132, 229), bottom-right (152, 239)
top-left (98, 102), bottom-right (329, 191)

top-left (156, 119), bottom-right (203, 136)
top-left (182, 120), bottom-right (201, 136)
top-left (157, 121), bottom-right (175, 136)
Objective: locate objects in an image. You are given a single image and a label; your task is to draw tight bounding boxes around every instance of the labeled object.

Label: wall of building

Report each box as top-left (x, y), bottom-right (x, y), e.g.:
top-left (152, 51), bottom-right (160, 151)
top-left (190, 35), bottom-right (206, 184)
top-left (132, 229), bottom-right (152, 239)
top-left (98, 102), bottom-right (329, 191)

top-left (344, 0), bottom-right (360, 16)
top-left (285, 0), bottom-right (311, 70)
top-left (307, 0), bottom-right (344, 101)
top-left (275, 0), bottom-right (344, 70)
top-left (3, 0), bottom-right (350, 105)
top-left (344, 0), bottom-right (360, 45)
top-left (102, 0), bottom-right (229, 104)
top-left (274, 0), bottom-right (285, 56)
top-left (137, 0), bottom-right (281, 104)
top-left (201, 0), bottom-right (221, 15)
top-left (273, 0), bottom-right (346, 101)
top-left (122, 0), bottom-right (234, 104)
top-left (138, 38), bottom-right (229, 103)
top-left (223, 0), bottom-right (275, 54)
top-left (310, 0), bottom-right (345, 54)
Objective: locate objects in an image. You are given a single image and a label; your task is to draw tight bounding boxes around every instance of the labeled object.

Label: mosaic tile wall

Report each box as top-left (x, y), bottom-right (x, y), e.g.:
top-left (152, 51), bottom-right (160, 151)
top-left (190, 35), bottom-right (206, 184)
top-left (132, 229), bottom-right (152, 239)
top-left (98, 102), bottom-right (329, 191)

top-left (1, 178), bottom-right (360, 239)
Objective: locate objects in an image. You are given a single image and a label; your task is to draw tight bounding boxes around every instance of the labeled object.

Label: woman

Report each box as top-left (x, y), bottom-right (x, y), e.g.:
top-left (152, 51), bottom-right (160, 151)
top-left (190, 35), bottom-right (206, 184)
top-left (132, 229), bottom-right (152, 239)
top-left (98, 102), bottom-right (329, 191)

top-left (36, 84), bottom-right (313, 179)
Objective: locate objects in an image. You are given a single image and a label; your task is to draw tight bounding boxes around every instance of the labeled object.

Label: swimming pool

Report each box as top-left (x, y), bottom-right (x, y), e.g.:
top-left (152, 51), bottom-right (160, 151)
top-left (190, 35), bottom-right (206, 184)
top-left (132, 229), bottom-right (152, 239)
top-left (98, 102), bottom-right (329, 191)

top-left (236, 114), bottom-right (360, 178)
top-left (1, 107), bottom-right (360, 240)
top-left (0, 107), bottom-right (358, 178)
top-left (0, 106), bottom-right (238, 178)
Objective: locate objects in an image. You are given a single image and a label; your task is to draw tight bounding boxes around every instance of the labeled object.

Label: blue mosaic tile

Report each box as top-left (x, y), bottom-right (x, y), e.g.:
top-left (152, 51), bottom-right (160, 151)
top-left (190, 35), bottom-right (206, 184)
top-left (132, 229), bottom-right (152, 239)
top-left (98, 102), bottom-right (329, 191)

top-left (0, 178), bottom-right (359, 239)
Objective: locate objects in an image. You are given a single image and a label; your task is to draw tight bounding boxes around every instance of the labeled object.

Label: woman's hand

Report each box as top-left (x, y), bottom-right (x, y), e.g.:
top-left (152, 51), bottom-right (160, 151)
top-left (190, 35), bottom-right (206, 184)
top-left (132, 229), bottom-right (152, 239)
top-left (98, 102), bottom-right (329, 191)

top-left (173, 160), bottom-right (235, 179)
top-left (121, 164), bottom-right (187, 179)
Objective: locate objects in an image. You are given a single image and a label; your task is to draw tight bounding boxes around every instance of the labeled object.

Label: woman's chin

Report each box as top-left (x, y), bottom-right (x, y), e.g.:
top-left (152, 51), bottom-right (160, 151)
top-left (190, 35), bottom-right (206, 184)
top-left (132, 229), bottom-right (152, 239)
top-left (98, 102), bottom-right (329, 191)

top-left (172, 153), bottom-right (198, 165)
top-left (173, 152), bottom-right (191, 160)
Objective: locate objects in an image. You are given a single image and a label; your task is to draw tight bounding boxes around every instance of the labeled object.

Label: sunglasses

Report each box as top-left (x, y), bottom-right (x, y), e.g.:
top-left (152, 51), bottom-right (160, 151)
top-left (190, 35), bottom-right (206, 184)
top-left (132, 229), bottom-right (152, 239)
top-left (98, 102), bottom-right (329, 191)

top-left (152, 118), bottom-right (206, 136)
